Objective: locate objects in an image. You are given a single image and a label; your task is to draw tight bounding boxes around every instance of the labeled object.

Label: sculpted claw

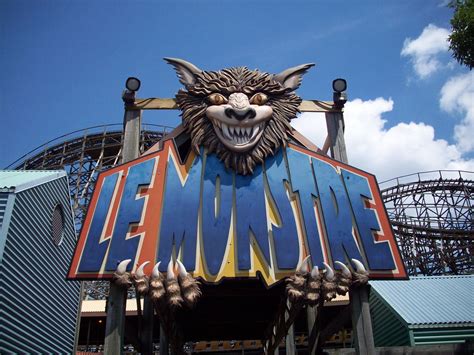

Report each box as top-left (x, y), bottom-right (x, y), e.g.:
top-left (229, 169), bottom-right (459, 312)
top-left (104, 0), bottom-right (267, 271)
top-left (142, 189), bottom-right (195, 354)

top-left (351, 259), bottom-right (369, 286)
top-left (135, 261), bottom-right (150, 278)
top-left (116, 259), bottom-right (131, 275)
top-left (322, 262), bottom-right (337, 301)
top-left (335, 261), bottom-right (351, 277)
top-left (323, 262), bottom-right (335, 281)
top-left (165, 259), bottom-right (183, 308)
top-left (305, 266), bottom-right (322, 306)
top-left (151, 262), bottom-right (162, 278)
top-left (113, 259), bottom-right (132, 288)
top-left (298, 255), bottom-right (311, 273)
top-left (176, 260), bottom-right (201, 308)
top-left (351, 259), bottom-right (366, 273)
top-left (176, 260), bottom-right (187, 278)
top-left (167, 259), bottom-right (176, 280)
top-left (149, 261), bottom-right (166, 305)
top-left (133, 261), bottom-right (150, 295)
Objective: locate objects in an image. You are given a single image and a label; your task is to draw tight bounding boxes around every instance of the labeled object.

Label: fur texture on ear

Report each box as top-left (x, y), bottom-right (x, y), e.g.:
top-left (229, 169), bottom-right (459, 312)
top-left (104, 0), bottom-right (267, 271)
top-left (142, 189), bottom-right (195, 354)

top-left (164, 57), bottom-right (203, 87)
top-left (273, 63), bottom-right (315, 90)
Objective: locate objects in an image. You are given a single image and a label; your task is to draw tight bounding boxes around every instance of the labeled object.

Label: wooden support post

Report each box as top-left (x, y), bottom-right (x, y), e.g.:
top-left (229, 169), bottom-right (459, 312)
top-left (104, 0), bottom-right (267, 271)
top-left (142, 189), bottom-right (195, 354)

top-left (350, 286), bottom-right (375, 355)
top-left (285, 300), bottom-right (296, 355)
top-left (104, 283), bottom-right (128, 355)
top-left (122, 106), bottom-right (142, 162)
top-left (306, 305), bottom-right (318, 355)
top-left (160, 323), bottom-right (169, 355)
top-left (285, 324), bottom-right (296, 355)
top-left (325, 112), bottom-right (348, 163)
top-left (104, 90), bottom-right (143, 355)
top-left (140, 297), bottom-right (154, 355)
top-left (324, 110), bottom-right (376, 355)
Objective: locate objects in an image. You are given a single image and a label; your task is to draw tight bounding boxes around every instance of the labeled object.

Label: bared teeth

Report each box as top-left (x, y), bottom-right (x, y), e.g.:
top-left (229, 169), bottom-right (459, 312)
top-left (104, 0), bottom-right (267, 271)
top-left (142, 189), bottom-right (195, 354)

top-left (222, 123), bottom-right (231, 139)
top-left (217, 122), bottom-right (264, 145)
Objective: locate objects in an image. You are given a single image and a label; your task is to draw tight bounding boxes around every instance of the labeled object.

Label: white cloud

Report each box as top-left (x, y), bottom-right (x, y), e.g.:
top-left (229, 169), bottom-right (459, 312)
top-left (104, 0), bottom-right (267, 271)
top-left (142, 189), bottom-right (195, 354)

top-left (440, 71), bottom-right (474, 153)
top-left (291, 98), bottom-right (474, 182)
top-left (401, 24), bottom-right (451, 79)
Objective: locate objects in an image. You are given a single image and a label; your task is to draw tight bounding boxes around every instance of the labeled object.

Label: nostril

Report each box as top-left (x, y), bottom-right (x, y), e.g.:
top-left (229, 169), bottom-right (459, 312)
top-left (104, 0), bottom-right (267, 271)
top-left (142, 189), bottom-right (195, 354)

top-left (225, 108), bottom-right (234, 118)
top-left (247, 108), bottom-right (256, 119)
top-left (225, 107), bottom-right (257, 121)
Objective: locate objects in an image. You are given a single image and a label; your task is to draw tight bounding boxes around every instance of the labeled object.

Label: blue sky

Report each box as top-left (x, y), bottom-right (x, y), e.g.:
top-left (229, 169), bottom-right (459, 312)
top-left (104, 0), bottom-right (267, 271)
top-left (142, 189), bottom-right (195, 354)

top-left (1, 0), bottom-right (472, 180)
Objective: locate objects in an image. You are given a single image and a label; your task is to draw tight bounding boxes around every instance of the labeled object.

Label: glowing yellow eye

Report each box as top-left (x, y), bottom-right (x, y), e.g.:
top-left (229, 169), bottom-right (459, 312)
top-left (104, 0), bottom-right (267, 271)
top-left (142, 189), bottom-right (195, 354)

top-left (208, 93), bottom-right (228, 105)
top-left (250, 93), bottom-right (268, 105)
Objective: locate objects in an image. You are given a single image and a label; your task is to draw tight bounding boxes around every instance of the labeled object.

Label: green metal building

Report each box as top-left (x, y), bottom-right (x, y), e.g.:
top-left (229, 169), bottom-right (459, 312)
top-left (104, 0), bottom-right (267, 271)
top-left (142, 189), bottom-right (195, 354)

top-left (0, 170), bottom-right (80, 353)
top-left (369, 275), bottom-right (474, 347)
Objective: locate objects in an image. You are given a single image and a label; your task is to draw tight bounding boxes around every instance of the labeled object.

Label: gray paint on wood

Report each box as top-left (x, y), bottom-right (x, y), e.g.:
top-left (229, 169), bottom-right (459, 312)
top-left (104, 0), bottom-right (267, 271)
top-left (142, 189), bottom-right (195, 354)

top-left (122, 108), bottom-right (142, 164)
top-left (325, 112), bottom-right (348, 163)
top-left (286, 324), bottom-right (296, 355)
top-left (105, 104), bottom-right (142, 353)
top-left (104, 283), bottom-right (127, 355)
top-left (307, 306), bottom-right (317, 354)
top-left (104, 101), bottom-right (143, 355)
top-left (140, 296), bottom-right (154, 354)
top-left (324, 110), bottom-right (375, 355)
top-left (351, 287), bottom-right (376, 355)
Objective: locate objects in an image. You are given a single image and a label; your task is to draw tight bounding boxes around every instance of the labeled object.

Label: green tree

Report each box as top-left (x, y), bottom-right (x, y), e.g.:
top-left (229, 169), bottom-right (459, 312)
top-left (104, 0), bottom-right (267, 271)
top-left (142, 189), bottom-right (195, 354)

top-left (449, 0), bottom-right (474, 69)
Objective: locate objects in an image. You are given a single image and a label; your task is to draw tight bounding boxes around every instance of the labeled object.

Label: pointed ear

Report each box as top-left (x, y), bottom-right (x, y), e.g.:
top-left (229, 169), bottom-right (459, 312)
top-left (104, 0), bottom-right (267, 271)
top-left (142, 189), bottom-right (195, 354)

top-left (273, 63), bottom-right (315, 90)
top-left (164, 57), bottom-right (203, 87)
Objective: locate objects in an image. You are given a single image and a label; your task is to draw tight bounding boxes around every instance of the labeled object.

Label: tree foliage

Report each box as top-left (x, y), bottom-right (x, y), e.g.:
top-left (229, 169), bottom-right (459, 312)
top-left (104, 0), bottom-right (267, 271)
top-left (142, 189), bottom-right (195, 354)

top-left (449, 0), bottom-right (474, 69)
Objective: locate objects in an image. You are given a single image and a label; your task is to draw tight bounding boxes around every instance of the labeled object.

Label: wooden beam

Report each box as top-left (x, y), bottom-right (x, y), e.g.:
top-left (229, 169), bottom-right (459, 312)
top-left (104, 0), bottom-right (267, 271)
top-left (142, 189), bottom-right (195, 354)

top-left (132, 98), bottom-right (178, 110)
top-left (129, 98), bottom-right (341, 113)
top-left (140, 297), bottom-right (154, 355)
top-left (324, 110), bottom-right (376, 355)
top-left (104, 283), bottom-right (127, 355)
top-left (104, 95), bottom-right (143, 355)
top-left (299, 100), bottom-right (340, 113)
top-left (319, 305), bottom-right (351, 345)
top-left (351, 287), bottom-right (376, 355)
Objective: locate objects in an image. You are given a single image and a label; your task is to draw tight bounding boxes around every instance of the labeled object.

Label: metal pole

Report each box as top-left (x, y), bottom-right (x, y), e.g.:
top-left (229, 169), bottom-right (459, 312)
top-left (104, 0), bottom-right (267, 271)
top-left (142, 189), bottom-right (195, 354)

top-left (104, 86), bottom-right (143, 355)
top-left (324, 106), bottom-right (375, 355)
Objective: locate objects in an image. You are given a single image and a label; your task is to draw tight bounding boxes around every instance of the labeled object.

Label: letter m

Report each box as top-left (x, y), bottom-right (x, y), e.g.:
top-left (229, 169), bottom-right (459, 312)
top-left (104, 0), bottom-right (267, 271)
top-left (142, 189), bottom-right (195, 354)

top-left (157, 152), bottom-right (201, 272)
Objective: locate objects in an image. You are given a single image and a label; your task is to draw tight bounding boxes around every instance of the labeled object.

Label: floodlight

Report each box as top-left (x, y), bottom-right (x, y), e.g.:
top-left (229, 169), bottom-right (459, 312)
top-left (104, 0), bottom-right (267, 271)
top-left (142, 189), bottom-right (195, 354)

top-left (126, 77), bottom-right (141, 92)
top-left (332, 78), bottom-right (347, 93)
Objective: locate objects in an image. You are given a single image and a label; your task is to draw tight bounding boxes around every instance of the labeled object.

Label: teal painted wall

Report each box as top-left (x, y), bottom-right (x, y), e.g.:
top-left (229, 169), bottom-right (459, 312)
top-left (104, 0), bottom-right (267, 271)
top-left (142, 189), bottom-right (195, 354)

top-left (370, 288), bottom-right (411, 347)
top-left (0, 176), bottom-right (80, 353)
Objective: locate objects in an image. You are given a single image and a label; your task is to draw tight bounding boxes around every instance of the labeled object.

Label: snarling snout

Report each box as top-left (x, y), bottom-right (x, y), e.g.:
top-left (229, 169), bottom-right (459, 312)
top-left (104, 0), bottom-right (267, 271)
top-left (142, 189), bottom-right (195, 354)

top-left (206, 93), bottom-right (273, 153)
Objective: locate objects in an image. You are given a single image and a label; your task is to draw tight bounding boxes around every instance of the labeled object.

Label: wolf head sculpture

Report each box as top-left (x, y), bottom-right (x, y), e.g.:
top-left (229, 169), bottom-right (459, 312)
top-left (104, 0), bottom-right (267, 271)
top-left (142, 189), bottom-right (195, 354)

top-left (166, 58), bottom-right (314, 175)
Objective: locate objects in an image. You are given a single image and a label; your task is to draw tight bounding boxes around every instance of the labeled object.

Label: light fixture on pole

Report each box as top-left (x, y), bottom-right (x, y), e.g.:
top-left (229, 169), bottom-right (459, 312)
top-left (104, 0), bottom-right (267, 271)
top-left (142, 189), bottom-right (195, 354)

top-left (332, 78), bottom-right (347, 108)
top-left (123, 77), bottom-right (141, 105)
top-left (126, 77), bottom-right (141, 92)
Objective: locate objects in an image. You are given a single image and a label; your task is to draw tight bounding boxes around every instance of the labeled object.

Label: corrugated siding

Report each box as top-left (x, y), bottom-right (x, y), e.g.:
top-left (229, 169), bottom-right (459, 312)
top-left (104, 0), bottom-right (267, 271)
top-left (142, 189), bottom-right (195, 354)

top-left (0, 176), bottom-right (80, 354)
top-left (370, 276), bottom-right (474, 325)
top-left (370, 289), bottom-right (410, 347)
top-left (0, 192), bottom-right (8, 230)
top-left (412, 327), bottom-right (474, 345)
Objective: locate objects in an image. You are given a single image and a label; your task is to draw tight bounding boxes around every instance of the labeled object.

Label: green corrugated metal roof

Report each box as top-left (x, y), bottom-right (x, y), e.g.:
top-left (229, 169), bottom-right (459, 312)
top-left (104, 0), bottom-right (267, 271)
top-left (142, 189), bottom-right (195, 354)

top-left (0, 170), bottom-right (65, 193)
top-left (370, 276), bottom-right (474, 326)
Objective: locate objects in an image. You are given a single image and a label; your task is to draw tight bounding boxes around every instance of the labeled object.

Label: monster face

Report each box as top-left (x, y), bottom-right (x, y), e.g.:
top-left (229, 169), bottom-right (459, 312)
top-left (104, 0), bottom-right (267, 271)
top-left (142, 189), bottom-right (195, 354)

top-left (206, 92), bottom-right (273, 153)
top-left (165, 58), bottom-right (314, 175)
